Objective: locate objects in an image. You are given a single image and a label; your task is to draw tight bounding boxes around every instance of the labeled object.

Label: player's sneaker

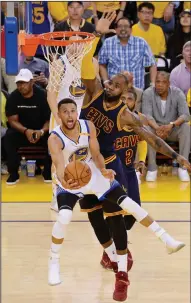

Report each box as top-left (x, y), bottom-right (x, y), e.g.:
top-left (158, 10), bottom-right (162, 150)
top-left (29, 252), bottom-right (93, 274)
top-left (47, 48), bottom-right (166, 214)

top-left (50, 195), bottom-right (58, 212)
top-left (100, 251), bottom-right (113, 270)
top-left (113, 271), bottom-right (130, 302)
top-left (146, 170), bottom-right (157, 182)
top-left (48, 257), bottom-right (61, 286)
top-left (127, 249), bottom-right (133, 272)
top-left (165, 238), bottom-right (185, 254)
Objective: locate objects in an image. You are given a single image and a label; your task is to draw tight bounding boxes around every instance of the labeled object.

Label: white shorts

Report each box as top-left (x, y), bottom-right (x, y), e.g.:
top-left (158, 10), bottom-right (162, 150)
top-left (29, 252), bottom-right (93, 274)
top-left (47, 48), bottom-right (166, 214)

top-left (53, 160), bottom-right (114, 199)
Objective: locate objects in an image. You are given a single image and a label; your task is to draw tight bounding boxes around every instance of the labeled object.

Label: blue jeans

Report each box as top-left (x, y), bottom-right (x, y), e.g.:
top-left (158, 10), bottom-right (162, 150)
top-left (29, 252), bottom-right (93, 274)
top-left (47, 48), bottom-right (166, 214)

top-left (152, 16), bottom-right (175, 34)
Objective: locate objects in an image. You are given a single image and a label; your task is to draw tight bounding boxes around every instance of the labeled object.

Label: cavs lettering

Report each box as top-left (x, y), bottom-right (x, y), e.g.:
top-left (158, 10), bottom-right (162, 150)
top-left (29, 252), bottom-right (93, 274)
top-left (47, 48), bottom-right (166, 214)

top-left (80, 91), bottom-right (127, 156)
top-left (86, 107), bottom-right (114, 134)
top-left (68, 147), bottom-right (89, 162)
top-left (114, 134), bottom-right (140, 150)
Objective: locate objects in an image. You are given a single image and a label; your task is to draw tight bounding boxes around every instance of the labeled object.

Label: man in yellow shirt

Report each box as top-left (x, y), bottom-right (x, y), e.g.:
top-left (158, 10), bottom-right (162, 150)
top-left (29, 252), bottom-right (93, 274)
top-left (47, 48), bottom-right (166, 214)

top-left (132, 2), bottom-right (166, 56)
top-left (137, 1), bottom-right (177, 34)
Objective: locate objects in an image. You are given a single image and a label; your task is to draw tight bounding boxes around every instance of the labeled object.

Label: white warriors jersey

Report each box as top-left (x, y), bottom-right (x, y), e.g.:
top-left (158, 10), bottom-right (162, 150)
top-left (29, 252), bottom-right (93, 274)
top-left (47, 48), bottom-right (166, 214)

top-left (51, 119), bottom-right (113, 198)
top-left (49, 54), bottom-right (85, 132)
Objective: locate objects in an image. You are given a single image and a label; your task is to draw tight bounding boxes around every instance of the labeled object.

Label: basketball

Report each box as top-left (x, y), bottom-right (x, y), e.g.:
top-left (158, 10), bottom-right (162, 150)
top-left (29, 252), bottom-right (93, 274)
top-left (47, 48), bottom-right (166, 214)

top-left (64, 160), bottom-right (92, 187)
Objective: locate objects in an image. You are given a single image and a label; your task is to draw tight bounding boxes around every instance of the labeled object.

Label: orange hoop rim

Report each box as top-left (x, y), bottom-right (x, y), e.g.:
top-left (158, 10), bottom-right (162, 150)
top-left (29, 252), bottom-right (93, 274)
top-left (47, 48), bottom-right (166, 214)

top-left (38, 31), bottom-right (95, 47)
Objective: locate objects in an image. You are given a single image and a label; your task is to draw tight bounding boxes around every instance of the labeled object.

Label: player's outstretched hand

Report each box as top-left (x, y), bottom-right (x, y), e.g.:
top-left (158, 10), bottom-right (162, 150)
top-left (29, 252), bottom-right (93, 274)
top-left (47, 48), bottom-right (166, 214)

top-left (62, 178), bottom-right (81, 190)
top-left (101, 168), bottom-right (116, 181)
top-left (176, 155), bottom-right (191, 173)
top-left (135, 161), bottom-right (146, 176)
top-left (96, 11), bottom-right (117, 35)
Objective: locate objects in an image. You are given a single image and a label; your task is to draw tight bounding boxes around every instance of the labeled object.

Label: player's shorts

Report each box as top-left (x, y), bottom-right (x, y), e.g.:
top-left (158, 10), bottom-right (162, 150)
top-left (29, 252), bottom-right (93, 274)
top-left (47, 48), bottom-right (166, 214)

top-left (103, 166), bottom-right (141, 217)
top-left (103, 155), bottom-right (128, 217)
top-left (79, 154), bottom-right (128, 214)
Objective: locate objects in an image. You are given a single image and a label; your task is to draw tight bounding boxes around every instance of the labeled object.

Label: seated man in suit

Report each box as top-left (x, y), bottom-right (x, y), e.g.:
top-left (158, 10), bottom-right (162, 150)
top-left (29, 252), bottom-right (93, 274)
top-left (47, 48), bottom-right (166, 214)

top-left (142, 71), bottom-right (190, 182)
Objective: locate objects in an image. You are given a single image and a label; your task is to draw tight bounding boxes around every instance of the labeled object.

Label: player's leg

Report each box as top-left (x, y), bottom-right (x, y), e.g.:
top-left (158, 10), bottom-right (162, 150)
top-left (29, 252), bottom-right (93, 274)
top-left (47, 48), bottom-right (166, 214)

top-left (48, 189), bottom-right (78, 285)
top-left (123, 168), bottom-right (141, 231)
top-left (83, 187), bottom-right (129, 301)
top-left (79, 195), bottom-right (118, 272)
top-left (104, 184), bottom-right (185, 254)
top-left (104, 157), bottom-right (133, 271)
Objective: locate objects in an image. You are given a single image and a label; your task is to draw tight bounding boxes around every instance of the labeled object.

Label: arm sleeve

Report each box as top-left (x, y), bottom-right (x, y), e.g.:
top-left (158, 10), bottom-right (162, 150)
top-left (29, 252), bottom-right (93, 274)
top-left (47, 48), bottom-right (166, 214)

top-left (143, 41), bottom-right (156, 67)
top-left (137, 140), bottom-right (147, 162)
top-left (5, 93), bottom-right (18, 117)
top-left (81, 37), bottom-right (100, 80)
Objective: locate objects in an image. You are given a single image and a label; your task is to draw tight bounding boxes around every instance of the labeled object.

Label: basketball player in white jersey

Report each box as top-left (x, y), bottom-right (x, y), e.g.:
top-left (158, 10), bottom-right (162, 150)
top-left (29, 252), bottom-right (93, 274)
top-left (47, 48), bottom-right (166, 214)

top-left (48, 56), bottom-right (100, 211)
top-left (48, 98), bottom-right (185, 300)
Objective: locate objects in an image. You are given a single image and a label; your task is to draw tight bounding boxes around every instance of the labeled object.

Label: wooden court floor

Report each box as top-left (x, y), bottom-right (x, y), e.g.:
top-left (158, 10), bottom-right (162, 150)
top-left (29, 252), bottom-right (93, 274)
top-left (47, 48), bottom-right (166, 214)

top-left (1, 175), bottom-right (191, 303)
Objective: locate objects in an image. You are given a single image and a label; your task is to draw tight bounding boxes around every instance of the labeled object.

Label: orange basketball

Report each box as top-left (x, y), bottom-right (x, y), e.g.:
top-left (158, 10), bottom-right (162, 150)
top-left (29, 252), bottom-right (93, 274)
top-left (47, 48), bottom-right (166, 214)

top-left (64, 160), bottom-right (92, 187)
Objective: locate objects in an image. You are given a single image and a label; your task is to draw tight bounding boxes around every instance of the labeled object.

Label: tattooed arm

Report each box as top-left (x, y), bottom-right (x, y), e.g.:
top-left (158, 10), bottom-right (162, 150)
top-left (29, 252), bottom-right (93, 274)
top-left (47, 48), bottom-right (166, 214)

top-left (120, 109), bottom-right (191, 171)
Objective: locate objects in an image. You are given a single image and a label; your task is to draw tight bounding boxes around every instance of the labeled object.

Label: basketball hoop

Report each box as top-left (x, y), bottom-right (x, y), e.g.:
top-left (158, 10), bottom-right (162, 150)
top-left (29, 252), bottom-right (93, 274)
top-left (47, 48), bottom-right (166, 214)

top-left (19, 31), bottom-right (95, 92)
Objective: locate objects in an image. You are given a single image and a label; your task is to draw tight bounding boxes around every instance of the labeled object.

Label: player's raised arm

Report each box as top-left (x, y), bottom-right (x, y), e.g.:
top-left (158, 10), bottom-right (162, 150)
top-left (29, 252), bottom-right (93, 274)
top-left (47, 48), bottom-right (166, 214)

top-left (48, 133), bottom-right (65, 182)
top-left (81, 12), bottom-right (116, 103)
top-left (88, 120), bottom-right (116, 180)
top-left (120, 109), bottom-right (191, 172)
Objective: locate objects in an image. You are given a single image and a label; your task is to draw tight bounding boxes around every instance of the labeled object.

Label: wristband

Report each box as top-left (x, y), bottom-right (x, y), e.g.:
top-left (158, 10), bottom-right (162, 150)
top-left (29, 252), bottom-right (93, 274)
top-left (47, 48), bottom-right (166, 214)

top-left (103, 80), bottom-right (109, 84)
top-left (24, 128), bottom-right (28, 135)
top-left (40, 129), bottom-right (45, 137)
top-left (119, 9), bottom-right (124, 12)
top-left (172, 152), bottom-right (178, 160)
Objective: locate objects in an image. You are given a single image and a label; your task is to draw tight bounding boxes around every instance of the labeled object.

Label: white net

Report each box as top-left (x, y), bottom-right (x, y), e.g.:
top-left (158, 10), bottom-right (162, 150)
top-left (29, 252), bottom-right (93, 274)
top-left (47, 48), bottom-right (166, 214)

top-left (40, 33), bottom-right (94, 93)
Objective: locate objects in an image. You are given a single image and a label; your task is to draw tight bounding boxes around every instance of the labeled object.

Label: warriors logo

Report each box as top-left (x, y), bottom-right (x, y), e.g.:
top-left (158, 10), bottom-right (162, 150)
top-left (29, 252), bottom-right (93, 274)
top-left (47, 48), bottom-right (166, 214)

top-left (69, 147), bottom-right (89, 162)
top-left (69, 83), bottom-right (86, 98)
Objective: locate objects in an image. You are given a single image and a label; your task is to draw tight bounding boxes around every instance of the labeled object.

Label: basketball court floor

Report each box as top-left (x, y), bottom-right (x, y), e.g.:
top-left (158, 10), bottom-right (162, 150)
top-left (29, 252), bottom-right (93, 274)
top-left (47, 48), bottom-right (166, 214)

top-left (1, 174), bottom-right (190, 303)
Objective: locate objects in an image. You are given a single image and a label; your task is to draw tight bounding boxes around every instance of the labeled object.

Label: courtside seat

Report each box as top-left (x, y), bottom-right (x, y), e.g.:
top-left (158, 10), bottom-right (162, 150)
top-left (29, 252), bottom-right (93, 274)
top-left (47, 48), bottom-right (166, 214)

top-left (18, 146), bottom-right (47, 160)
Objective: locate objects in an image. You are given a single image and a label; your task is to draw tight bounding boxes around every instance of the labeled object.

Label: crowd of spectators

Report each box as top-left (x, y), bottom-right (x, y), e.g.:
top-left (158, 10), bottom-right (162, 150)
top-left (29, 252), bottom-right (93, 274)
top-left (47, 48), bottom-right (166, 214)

top-left (1, 1), bottom-right (191, 184)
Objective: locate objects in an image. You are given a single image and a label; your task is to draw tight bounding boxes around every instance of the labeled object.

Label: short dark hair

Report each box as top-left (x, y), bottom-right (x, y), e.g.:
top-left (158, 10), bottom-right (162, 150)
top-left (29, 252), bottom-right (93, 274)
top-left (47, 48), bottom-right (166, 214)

top-left (58, 98), bottom-right (77, 110)
top-left (138, 2), bottom-right (155, 13)
top-left (68, 1), bottom-right (83, 7)
top-left (115, 17), bottom-right (132, 28)
top-left (116, 73), bottom-right (129, 86)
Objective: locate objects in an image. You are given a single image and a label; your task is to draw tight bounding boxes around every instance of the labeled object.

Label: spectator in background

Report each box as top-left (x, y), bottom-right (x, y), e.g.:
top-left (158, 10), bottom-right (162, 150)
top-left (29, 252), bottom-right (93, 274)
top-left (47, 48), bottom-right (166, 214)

top-left (98, 17), bottom-right (157, 90)
top-left (122, 71), bottom-right (143, 111)
top-left (54, 2), bottom-right (95, 33)
top-left (132, 2), bottom-right (166, 56)
top-left (184, 2), bottom-right (190, 10)
top-left (142, 71), bottom-right (190, 182)
top-left (48, 2), bottom-right (68, 23)
top-left (166, 9), bottom-right (191, 70)
top-left (19, 56), bottom-right (49, 89)
top-left (49, 1), bottom-right (93, 24)
top-left (187, 88), bottom-right (191, 115)
top-left (4, 69), bottom-right (51, 185)
top-left (137, 2), bottom-right (179, 34)
top-left (170, 41), bottom-right (191, 96)
top-left (32, 1), bottom-right (54, 60)
top-left (1, 90), bottom-right (8, 175)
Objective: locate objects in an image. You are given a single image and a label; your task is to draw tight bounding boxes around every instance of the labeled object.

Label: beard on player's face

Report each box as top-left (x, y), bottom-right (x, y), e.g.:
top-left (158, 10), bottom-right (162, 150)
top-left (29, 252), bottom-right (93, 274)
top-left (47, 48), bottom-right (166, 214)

top-left (104, 90), bottom-right (122, 103)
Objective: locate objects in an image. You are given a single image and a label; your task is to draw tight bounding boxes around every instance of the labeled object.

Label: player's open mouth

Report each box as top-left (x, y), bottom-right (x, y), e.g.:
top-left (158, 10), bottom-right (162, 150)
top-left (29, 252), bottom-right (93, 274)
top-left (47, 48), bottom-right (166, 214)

top-left (67, 120), bottom-right (74, 126)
